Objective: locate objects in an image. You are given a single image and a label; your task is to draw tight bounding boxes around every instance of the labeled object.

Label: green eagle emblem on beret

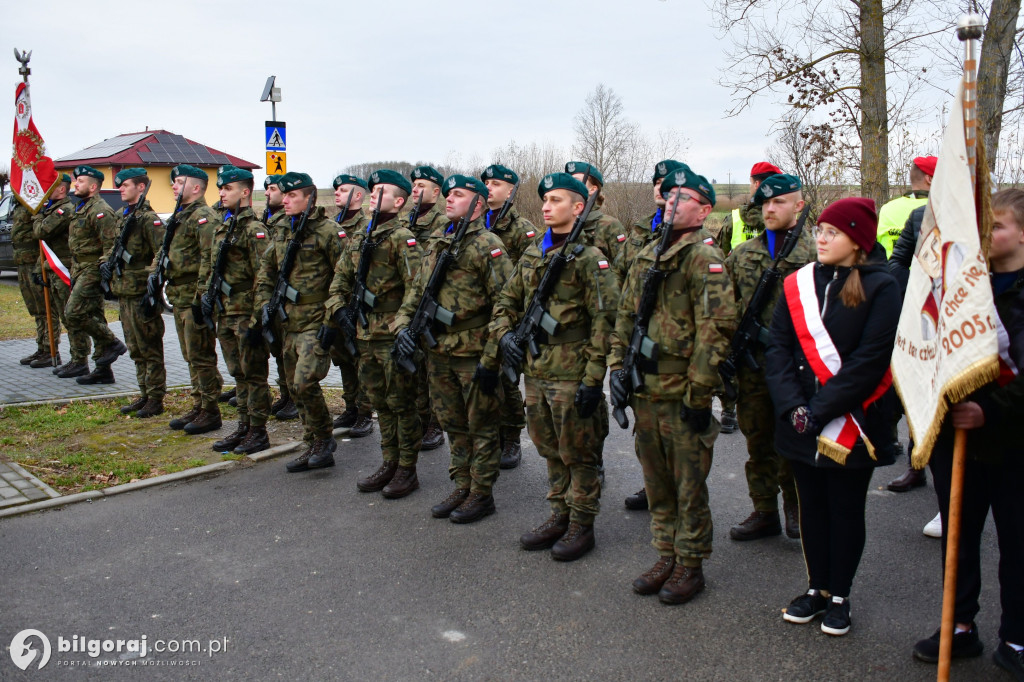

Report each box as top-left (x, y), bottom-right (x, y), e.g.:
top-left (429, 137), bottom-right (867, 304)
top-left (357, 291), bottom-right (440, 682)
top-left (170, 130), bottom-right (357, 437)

top-left (543, 176), bottom-right (554, 189)
top-left (448, 177), bottom-right (456, 188)
top-left (567, 162), bottom-right (576, 173)
top-left (762, 184), bottom-right (774, 197)
top-left (658, 162), bottom-right (667, 176)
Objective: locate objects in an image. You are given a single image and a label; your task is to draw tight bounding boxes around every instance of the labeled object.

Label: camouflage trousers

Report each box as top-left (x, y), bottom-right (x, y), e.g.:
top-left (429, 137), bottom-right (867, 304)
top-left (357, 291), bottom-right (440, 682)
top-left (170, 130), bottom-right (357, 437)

top-left (356, 340), bottom-right (421, 466)
top-left (427, 353), bottom-right (502, 494)
top-left (65, 266), bottom-right (117, 363)
top-left (282, 328), bottom-right (332, 442)
top-left (119, 295), bottom-right (166, 401)
top-left (18, 262), bottom-right (55, 353)
top-left (500, 373), bottom-right (526, 436)
top-left (737, 373), bottom-right (796, 511)
top-left (46, 265), bottom-right (88, 362)
top-left (415, 365), bottom-right (436, 427)
top-left (267, 323), bottom-right (287, 395)
top-left (634, 396), bottom-right (715, 563)
top-left (330, 344), bottom-right (372, 416)
top-left (525, 377), bottom-right (602, 525)
top-left (217, 314), bottom-right (270, 426)
top-left (171, 303), bottom-right (222, 409)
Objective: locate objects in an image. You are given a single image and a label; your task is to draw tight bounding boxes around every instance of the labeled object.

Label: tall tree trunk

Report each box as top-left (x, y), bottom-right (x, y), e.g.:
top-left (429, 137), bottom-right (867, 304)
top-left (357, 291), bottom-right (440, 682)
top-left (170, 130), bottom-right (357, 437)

top-left (978, 0), bottom-right (1022, 171)
top-left (859, 0), bottom-right (890, 205)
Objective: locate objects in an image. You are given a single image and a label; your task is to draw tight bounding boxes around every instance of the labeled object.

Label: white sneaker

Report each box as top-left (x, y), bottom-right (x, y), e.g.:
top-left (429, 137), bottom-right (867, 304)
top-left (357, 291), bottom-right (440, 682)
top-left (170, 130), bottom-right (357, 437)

top-left (923, 512), bottom-right (942, 538)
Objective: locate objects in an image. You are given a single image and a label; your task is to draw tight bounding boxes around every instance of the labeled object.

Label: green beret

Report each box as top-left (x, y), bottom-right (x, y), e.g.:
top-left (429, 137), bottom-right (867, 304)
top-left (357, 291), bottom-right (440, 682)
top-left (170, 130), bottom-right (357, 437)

top-left (219, 168), bottom-right (254, 187)
top-left (277, 172), bottom-right (315, 193)
top-left (368, 169), bottom-right (412, 195)
top-left (333, 174), bottom-right (368, 190)
top-left (537, 172), bottom-right (588, 201)
top-left (410, 166), bottom-right (444, 187)
top-left (660, 164), bottom-right (716, 207)
top-left (482, 164), bottom-right (518, 185)
top-left (564, 161), bottom-right (603, 187)
top-left (172, 164), bottom-right (207, 181)
top-left (114, 167), bottom-right (147, 188)
top-left (264, 174), bottom-right (282, 189)
top-left (73, 165), bottom-right (104, 182)
top-left (652, 159), bottom-right (684, 184)
top-left (752, 173), bottom-right (802, 206)
top-left (442, 174), bottom-right (488, 199)
top-left (59, 173), bottom-right (72, 184)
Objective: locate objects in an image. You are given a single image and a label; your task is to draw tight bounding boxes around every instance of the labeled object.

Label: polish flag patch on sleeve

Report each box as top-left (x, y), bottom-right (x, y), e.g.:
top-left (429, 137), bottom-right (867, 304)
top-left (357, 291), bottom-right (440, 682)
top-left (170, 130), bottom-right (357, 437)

top-left (96, 213), bottom-right (105, 219)
top-left (154, 220), bottom-right (163, 226)
top-left (703, 237), bottom-right (715, 245)
top-left (57, 208), bottom-right (64, 215)
top-left (198, 218), bottom-right (208, 225)
top-left (337, 231), bottom-right (347, 239)
top-left (616, 234), bottom-right (626, 242)
top-left (708, 263), bottom-right (724, 274)
top-left (490, 248), bottom-right (503, 258)
top-left (256, 231), bottom-right (266, 239)
top-left (407, 238), bottom-right (417, 247)
top-left (598, 260), bottom-right (610, 270)
top-left (526, 230), bottom-right (536, 238)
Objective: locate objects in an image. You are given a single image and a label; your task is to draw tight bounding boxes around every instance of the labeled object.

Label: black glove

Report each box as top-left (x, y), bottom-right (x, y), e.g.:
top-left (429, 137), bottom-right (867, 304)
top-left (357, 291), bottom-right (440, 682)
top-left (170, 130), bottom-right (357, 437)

top-left (32, 272), bottom-right (45, 286)
top-left (574, 383), bottom-right (604, 419)
top-left (394, 327), bottom-right (417, 357)
top-left (332, 307), bottom-right (356, 338)
top-left (499, 331), bottom-right (524, 367)
top-left (609, 369), bottom-right (630, 407)
top-left (317, 323), bottom-right (337, 350)
top-left (200, 293), bottom-right (215, 319)
top-left (146, 272), bottom-right (160, 300)
top-left (190, 301), bottom-right (205, 325)
top-left (790, 405), bottom-right (821, 435)
top-left (245, 324), bottom-right (265, 347)
top-left (472, 363), bottom-right (500, 396)
top-left (98, 262), bottom-right (113, 282)
top-left (680, 404), bottom-right (713, 433)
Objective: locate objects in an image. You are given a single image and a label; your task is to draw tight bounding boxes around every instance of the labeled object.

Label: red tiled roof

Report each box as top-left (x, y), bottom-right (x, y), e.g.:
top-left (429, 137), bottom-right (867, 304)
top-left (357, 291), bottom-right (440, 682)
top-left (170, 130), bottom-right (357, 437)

top-left (54, 130), bottom-right (260, 170)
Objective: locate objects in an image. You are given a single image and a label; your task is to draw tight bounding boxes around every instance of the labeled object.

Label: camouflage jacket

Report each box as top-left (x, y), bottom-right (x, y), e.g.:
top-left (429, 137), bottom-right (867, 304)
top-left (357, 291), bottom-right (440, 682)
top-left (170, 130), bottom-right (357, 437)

top-left (395, 216), bottom-right (512, 358)
top-left (484, 206), bottom-right (538, 264)
top-left (11, 203), bottom-right (39, 265)
top-left (203, 206), bottom-right (264, 317)
top-left (332, 208), bottom-right (368, 255)
top-left (162, 197), bottom-right (218, 306)
top-left (32, 196), bottom-right (75, 263)
top-left (104, 200), bottom-right (163, 297)
top-left (582, 208), bottom-right (626, 261)
top-left (256, 207), bottom-right (344, 333)
top-left (609, 228), bottom-right (736, 407)
top-left (404, 202), bottom-right (447, 243)
top-left (490, 235), bottom-right (619, 385)
top-left (326, 215), bottom-right (421, 342)
top-left (260, 206), bottom-right (288, 239)
top-left (614, 209), bottom-right (718, 282)
top-left (723, 226), bottom-right (817, 370)
top-left (68, 195), bottom-right (117, 276)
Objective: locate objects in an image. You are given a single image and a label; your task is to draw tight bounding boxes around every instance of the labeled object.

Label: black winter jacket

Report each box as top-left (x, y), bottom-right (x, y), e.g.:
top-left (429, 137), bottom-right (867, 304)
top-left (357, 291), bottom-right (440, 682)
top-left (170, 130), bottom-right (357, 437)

top-left (765, 244), bottom-right (902, 468)
top-left (888, 205), bottom-right (926, 295)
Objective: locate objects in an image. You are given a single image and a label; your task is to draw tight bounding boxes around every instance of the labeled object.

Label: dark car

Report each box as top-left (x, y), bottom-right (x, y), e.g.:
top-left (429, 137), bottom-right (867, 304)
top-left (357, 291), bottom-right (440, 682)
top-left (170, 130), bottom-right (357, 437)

top-left (0, 192), bottom-right (15, 274)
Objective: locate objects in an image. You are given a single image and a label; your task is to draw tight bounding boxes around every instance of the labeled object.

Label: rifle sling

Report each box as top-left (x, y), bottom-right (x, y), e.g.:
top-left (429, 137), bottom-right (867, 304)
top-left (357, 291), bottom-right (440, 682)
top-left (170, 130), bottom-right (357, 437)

top-left (439, 312), bottom-right (490, 333)
top-left (537, 323), bottom-right (589, 345)
top-left (637, 357), bottom-right (689, 374)
top-left (166, 273), bottom-right (199, 286)
top-left (291, 291), bottom-right (329, 306)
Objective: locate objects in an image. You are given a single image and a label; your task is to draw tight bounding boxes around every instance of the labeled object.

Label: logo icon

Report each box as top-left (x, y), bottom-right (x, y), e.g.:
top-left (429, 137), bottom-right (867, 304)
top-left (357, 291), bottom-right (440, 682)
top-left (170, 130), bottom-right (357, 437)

top-left (567, 162), bottom-right (576, 173)
top-left (371, 172), bottom-right (379, 184)
top-left (447, 177), bottom-right (456, 189)
top-left (761, 184), bottom-right (774, 198)
top-left (543, 176), bottom-right (554, 189)
top-left (657, 162), bottom-right (666, 175)
top-left (10, 629), bottom-right (51, 670)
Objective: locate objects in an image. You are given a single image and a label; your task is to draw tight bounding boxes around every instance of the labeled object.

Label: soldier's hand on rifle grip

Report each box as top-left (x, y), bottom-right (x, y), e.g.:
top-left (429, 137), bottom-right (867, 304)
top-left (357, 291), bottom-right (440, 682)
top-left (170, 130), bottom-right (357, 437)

top-left (394, 328), bottom-right (417, 358)
top-left (98, 262), bottom-right (113, 283)
top-left (190, 301), bottom-right (205, 326)
top-left (680, 404), bottom-right (712, 433)
top-left (499, 332), bottom-right (523, 367)
top-left (200, 294), bottom-right (214, 320)
top-left (472, 363), bottom-right (499, 396)
top-left (609, 369), bottom-right (630, 408)
top-left (146, 272), bottom-right (160, 300)
top-left (316, 324), bottom-right (337, 350)
top-left (574, 383), bottom-right (604, 419)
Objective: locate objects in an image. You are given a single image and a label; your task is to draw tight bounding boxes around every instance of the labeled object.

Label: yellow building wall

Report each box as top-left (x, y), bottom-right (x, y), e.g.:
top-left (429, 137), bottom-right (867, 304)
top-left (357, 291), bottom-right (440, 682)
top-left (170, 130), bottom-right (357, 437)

top-left (93, 165), bottom-right (220, 213)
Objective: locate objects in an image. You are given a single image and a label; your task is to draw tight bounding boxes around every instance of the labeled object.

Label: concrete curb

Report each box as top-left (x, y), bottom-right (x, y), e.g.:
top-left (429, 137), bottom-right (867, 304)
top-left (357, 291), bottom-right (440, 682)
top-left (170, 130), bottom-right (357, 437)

top-left (0, 425), bottom-right (356, 519)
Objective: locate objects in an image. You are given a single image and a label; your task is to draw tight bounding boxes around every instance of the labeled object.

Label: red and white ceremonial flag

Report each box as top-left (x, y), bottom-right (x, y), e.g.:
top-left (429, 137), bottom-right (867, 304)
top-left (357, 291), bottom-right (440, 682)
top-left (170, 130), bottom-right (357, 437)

top-left (891, 81), bottom-right (1001, 467)
top-left (40, 240), bottom-right (70, 287)
top-left (11, 81), bottom-right (58, 214)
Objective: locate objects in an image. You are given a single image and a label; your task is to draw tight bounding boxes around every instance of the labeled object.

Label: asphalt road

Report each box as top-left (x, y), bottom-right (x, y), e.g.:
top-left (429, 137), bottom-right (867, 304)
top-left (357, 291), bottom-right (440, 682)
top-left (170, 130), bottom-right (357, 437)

top-left (0, 412), bottom-right (1004, 681)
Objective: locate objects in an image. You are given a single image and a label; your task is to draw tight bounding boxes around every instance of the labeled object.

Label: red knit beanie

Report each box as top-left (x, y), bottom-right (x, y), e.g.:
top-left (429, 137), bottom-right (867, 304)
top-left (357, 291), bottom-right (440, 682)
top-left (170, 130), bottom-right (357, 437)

top-left (818, 197), bottom-right (878, 253)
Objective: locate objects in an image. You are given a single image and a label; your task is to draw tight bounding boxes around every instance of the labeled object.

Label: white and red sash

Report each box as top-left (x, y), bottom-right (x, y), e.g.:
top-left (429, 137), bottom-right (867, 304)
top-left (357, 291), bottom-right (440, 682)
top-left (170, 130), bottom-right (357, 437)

top-left (993, 307), bottom-right (1019, 387)
top-left (40, 240), bottom-right (71, 286)
top-left (784, 263), bottom-right (892, 464)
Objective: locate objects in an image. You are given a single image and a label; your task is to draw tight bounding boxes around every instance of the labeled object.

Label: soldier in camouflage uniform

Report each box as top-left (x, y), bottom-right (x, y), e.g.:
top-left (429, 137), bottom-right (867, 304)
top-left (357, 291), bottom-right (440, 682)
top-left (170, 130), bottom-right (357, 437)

top-left (405, 165), bottom-right (448, 451)
top-left (255, 172), bottom-right (342, 472)
top-left (61, 166), bottom-right (127, 382)
top-left (491, 172), bottom-right (619, 561)
top-left (12, 199), bottom-right (56, 367)
top-left (394, 174), bottom-right (513, 524)
top-left (259, 174), bottom-right (298, 421)
top-left (155, 164), bottom-right (223, 433)
top-left (482, 163), bottom-right (536, 470)
top-left (609, 166), bottom-right (736, 604)
top-left (327, 174), bottom-right (374, 438)
top-left (718, 161), bottom-right (781, 255)
top-left (100, 169), bottom-right (165, 416)
top-left (31, 175), bottom-right (79, 370)
top-left (212, 166), bottom-right (238, 406)
top-left (325, 170), bottom-right (423, 495)
top-left (200, 168), bottom-right (271, 454)
top-left (724, 173), bottom-right (817, 542)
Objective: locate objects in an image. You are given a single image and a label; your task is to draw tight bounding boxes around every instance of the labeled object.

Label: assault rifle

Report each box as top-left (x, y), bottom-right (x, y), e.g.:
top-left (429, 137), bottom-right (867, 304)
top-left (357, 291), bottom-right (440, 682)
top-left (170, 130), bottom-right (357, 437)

top-left (489, 179), bottom-right (519, 228)
top-left (392, 194), bottom-right (481, 374)
top-left (718, 205), bottom-right (809, 398)
top-left (317, 189), bottom-right (358, 355)
top-left (199, 200), bottom-right (244, 331)
top-left (501, 182), bottom-right (599, 383)
top-left (142, 178), bottom-right (188, 313)
top-left (101, 181), bottom-right (151, 298)
top-left (611, 188), bottom-right (682, 429)
top-left (345, 186), bottom-right (385, 330)
top-left (261, 188), bottom-right (318, 344)
top-left (406, 192), bottom-right (423, 232)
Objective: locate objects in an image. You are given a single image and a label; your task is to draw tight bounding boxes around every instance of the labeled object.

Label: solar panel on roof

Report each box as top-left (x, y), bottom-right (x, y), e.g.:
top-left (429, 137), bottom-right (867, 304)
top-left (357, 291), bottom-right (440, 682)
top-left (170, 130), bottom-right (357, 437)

top-left (56, 132), bottom-right (151, 162)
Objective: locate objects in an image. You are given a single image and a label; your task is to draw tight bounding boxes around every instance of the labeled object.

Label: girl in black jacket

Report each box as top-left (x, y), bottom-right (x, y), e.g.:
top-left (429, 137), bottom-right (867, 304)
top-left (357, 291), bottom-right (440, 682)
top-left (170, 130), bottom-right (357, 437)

top-left (765, 197), bottom-right (901, 637)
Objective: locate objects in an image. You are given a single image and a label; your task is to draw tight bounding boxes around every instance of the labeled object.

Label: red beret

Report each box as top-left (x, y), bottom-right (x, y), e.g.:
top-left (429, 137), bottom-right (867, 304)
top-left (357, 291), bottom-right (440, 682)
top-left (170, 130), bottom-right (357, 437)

top-left (913, 156), bottom-right (937, 176)
top-left (818, 197), bottom-right (878, 253)
top-left (750, 162), bottom-right (783, 177)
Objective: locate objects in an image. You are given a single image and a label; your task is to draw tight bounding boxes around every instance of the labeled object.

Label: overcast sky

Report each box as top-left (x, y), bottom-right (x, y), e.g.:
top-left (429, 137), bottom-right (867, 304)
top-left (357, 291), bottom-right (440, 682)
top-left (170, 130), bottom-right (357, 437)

top-left (1, 0), bottom-right (961, 187)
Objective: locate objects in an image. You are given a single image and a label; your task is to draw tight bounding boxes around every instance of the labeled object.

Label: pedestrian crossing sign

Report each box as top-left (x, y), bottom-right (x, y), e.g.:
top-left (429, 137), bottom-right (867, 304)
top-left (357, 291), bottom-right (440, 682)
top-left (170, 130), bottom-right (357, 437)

top-left (267, 152), bottom-right (286, 174)
top-left (265, 121), bottom-right (286, 151)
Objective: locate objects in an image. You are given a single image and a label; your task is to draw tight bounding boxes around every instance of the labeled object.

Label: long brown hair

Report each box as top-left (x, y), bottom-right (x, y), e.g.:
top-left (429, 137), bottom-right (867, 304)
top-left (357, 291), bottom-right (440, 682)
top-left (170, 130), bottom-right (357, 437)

top-left (839, 250), bottom-right (869, 307)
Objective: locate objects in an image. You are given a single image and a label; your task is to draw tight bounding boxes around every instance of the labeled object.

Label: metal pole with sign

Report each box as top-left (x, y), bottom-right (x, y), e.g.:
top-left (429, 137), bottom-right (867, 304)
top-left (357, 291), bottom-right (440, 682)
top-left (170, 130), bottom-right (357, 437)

top-left (260, 76), bottom-right (285, 174)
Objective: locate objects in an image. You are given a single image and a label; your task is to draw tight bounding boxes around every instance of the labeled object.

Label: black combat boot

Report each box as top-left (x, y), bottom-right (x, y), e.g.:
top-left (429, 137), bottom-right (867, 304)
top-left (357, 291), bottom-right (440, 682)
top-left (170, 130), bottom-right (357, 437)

top-left (121, 396), bottom-right (148, 415)
top-left (136, 399), bottom-right (164, 419)
top-left (357, 461), bottom-right (398, 492)
top-left (184, 406), bottom-right (223, 435)
top-left (449, 492), bottom-right (495, 524)
top-left (551, 522), bottom-right (595, 561)
top-left (520, 513), bottom-right (570, 551)
top-left (382, 465), bottom-right (419, 499)
top-left (431, 488), bottom-right (470, 518)
top-left (212, 421), bottom-right (249, 452)
top-left (94, 339), bottom-right (127, 366)
top-left (306, 437), bottom-right (337, 469)
top-left (76, 365), bottom-right (115, 384)
top-left (234, 426), bottom-right (270, 455)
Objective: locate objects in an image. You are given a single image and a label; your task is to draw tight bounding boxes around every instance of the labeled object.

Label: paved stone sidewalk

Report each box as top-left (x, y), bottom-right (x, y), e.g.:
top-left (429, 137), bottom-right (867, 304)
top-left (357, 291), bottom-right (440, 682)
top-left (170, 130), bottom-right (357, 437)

top-left (0, 313), bottom-right (341, 406)
top-left (0, 461), bottom-right (60, 508)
